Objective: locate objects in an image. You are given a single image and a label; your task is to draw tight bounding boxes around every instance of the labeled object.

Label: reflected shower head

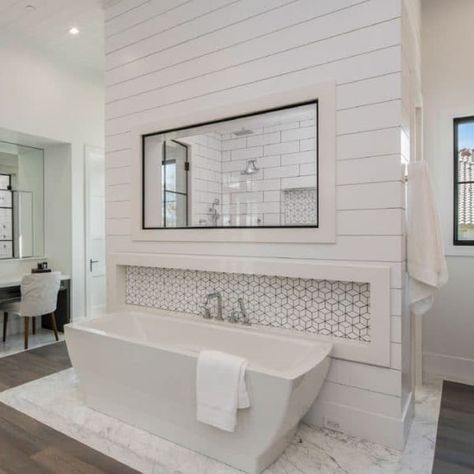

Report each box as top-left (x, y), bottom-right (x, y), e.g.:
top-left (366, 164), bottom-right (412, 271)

top-left (241, 160), bottom-right (260, 175)
top-left (233, 128), bottom-right (253, 137)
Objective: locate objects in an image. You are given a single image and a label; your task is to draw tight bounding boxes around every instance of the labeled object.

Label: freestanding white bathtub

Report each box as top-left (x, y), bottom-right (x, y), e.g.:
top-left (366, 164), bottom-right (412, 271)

top-left (65, 310), bottom-right (332, 474)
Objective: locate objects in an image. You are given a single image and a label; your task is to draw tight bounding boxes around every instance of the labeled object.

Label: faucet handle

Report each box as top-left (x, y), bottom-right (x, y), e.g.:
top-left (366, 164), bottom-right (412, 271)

top-left (237, 298), bottom-right (251, 326)
top-left (228, 310), bottom-right (240, 323)
top-left (202, 306), bottom-right (212, 319)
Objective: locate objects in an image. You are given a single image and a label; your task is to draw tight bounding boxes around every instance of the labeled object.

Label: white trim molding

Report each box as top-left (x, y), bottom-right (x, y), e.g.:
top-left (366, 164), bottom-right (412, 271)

top-left (305, 389), bottom-right (413, 450)
top-left (423, 351), bottom-right (474, 385)
top-left (130, 81), bottom-right (336, 243)
top-left (107, 252), bottom-right (391, 367)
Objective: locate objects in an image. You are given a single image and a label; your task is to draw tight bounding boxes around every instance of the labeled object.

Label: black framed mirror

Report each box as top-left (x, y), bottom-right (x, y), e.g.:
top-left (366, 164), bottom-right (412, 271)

top-left (143, 100), bottom-right (318, 229)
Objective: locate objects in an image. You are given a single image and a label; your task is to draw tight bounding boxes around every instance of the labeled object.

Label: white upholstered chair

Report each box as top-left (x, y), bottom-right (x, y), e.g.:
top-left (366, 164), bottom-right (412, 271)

top-left (1, 272), bottom-right (61, 350)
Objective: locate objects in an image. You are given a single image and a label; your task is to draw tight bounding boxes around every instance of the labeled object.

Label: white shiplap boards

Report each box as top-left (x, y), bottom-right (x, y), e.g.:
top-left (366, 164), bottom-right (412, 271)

top-left (104, 0), bottom-right (409, 449)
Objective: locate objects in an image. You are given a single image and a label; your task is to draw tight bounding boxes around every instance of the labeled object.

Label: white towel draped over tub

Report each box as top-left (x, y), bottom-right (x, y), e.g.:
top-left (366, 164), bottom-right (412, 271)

top-left (407, 161), bottom-right (448, 316)
top-left (196, 350), bottom-right (250, 432)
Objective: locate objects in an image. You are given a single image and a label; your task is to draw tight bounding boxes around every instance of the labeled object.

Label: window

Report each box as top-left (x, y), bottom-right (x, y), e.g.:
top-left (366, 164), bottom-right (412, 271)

top-left (0, 174), bottom-right (13, 258)
top-left (454, 117), bottom-right (474, 245)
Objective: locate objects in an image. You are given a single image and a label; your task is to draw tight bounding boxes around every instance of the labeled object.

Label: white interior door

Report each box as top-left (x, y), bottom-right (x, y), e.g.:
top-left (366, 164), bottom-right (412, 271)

top-left (85, 146), bottom-right (106, 317)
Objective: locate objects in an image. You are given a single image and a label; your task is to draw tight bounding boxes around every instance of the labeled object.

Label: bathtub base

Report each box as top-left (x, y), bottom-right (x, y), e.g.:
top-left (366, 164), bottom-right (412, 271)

top-left (85, 385), bottom-right (297, 474)
top-left (66, 311), bottom-right (332, 474)
top-left (253, 426), bottom-right (299, 473)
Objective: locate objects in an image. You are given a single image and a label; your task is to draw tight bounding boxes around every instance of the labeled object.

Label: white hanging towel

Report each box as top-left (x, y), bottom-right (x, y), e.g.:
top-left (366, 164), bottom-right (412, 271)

top-left (407, 161), bottom-right (448, 316)
top-left (196, 350), bottom-right (250, 432)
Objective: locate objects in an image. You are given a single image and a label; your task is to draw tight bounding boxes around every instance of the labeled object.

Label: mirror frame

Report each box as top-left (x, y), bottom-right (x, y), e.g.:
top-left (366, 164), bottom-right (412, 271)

top-left (131, 81), bottom-right (336, 243)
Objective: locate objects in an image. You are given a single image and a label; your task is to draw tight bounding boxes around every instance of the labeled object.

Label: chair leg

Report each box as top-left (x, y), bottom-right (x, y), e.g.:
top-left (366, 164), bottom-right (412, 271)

top-left (50, 312), bottom-right (59, 342)
top-left (3, 312), bottom-right (8, 343)
top-left (24, 318), bottom-right (29, 350)
top-left (32, 317), bottom-right (36, 335)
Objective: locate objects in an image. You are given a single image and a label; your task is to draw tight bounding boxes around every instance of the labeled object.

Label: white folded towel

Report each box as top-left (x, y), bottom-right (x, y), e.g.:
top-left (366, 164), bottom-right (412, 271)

top-left (196, 350), bottom-right (250, 432)
top-left (407, 161), bottom-right (448, 316)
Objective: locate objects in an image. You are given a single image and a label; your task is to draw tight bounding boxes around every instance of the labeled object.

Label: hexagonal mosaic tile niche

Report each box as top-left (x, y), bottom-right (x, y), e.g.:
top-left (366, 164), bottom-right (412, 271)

top-left (126, 266), bottom-right (371, 342)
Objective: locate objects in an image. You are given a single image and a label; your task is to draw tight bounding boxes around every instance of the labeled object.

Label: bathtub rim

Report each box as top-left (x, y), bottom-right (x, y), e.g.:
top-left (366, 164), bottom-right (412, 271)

top-left (65, 309), bottom-right (332, 381)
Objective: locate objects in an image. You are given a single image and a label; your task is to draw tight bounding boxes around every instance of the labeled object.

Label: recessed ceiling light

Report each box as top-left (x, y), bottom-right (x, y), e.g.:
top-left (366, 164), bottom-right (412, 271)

top-left (69, 27), bottom-right (80, 35)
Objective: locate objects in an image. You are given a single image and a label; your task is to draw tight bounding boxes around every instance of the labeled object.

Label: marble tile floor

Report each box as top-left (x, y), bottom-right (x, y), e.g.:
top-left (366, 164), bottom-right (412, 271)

top-left (0, 328), bottom-right (64, 358)
top-left (0, 368), bottom-right (442, 474)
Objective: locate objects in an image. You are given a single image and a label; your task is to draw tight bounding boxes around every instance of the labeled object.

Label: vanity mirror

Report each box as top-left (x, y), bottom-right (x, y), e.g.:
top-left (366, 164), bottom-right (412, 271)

top-left (142, 101), bottom-right (318, 229)
top-left (0, 141), bottom-right (44, 259)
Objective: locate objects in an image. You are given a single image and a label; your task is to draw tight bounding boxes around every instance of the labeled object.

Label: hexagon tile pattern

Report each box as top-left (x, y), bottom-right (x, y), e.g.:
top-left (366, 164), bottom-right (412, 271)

top-left (283, 188), bottom-right (318, 225)
top-left (125, 266), bottom-right (371, 342)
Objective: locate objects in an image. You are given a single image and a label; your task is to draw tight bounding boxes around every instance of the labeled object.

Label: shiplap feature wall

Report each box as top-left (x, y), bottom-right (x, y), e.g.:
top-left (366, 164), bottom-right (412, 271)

top-left (104, 0), bottom-right (410, 448)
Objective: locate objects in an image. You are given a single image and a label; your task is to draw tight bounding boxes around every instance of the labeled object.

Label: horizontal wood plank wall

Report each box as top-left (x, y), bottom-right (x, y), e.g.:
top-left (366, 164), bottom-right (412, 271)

top-left (104, 0), bottom-right (406, 446)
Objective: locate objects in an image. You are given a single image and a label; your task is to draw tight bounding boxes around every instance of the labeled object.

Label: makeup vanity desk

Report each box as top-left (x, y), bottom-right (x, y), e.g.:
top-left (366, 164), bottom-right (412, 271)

top-left (0, 274), bottom-right (71, 332)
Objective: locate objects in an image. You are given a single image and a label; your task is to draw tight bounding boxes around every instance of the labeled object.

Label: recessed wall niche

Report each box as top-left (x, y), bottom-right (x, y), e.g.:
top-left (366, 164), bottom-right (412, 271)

top-left (125, 266), bottom-right (371, 342)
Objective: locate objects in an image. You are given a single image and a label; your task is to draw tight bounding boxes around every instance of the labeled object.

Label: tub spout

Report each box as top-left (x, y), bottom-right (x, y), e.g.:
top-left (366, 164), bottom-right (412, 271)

top-left (203, 292), bottom-right (224, 321)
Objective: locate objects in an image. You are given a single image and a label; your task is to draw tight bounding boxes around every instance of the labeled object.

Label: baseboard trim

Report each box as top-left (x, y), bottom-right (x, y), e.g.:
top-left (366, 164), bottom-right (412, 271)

top-left (423, 352), bottom-right (474, 385)
top-left (304, 392), bottom-right (413, 450)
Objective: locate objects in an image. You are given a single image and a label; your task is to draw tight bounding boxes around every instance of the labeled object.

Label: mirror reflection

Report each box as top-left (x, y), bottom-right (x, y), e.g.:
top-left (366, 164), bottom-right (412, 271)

top-left (143, 101), bottom-right (318, 229)
top-left (0, 141), bottom-right (44, 259)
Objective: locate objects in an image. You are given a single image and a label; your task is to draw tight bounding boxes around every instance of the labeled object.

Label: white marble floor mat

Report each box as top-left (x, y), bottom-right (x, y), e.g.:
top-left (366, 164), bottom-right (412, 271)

top-left (0, 369), bottom-right (441, 474)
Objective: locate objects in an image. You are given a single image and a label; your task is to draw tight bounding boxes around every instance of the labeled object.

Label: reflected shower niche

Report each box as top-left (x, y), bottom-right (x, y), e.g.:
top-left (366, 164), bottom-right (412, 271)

top-left (143, 101), bottom-right (318, 229)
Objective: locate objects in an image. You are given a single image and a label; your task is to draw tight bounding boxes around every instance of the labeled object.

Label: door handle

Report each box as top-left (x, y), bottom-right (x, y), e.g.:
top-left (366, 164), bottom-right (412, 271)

top-left (89, 259), bottom-right (99, 272)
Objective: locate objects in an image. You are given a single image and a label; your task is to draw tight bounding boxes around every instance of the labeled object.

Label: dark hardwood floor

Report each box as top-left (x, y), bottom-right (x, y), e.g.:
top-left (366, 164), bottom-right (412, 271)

top-left (0, 341), bottom-right (71, 391)
top-left (0, 341), bottom-right (138, 473)
top-left (432, 381), bottom-right (474, 474)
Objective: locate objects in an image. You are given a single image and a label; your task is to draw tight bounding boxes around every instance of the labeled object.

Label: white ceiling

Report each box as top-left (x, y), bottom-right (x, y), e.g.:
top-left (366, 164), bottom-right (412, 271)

top-left (0, 0), bottom-right (104, 76)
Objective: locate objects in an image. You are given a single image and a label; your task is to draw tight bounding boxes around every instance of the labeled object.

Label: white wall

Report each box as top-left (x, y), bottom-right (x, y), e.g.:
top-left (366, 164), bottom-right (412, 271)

top-left (399, 0), bottom-right (421, 409)
top-left (104, 0), bottom-right (410, 448)
top-left (422, 0), bottom-right (474, 384)
top-left (44, 144), bottom-right (73, 278)
top-left (0, 42), bottom-right (104, 320)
